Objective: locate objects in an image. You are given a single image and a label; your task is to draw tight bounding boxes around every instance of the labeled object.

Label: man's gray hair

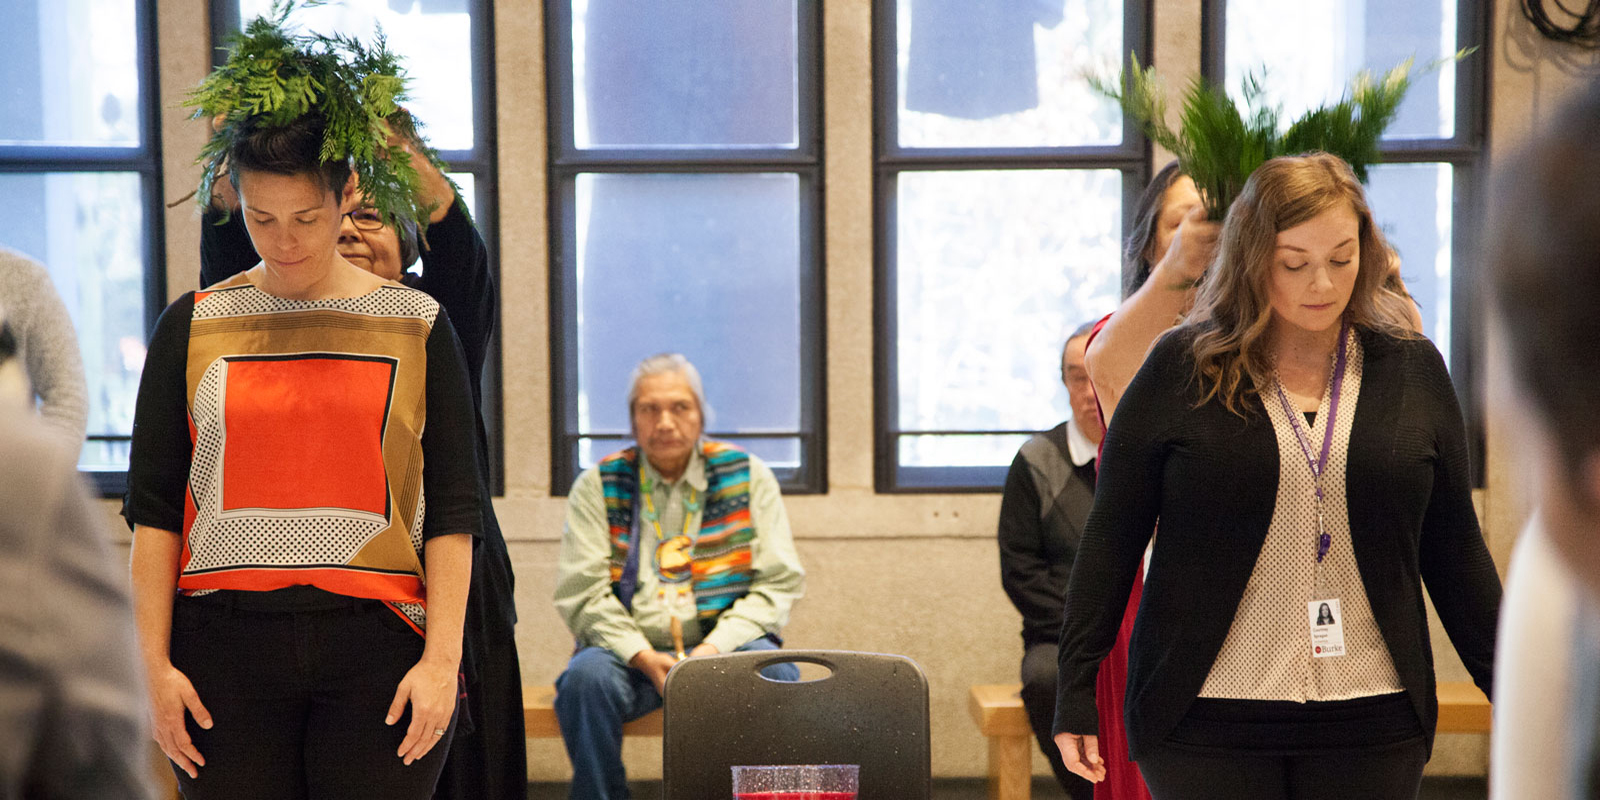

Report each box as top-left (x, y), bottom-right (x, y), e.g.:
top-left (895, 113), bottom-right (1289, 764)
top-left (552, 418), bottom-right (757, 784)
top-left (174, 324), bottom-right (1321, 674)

top-left (627, 352), bottom-right (714, 425)
top-left (1060, 318), bottom-right (1100, 381)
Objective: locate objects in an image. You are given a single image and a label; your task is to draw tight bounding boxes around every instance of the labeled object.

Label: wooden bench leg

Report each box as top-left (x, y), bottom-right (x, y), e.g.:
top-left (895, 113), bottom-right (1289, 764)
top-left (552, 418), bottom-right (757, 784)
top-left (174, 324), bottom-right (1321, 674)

top-left (988, 733), bottom-right (1032, 800)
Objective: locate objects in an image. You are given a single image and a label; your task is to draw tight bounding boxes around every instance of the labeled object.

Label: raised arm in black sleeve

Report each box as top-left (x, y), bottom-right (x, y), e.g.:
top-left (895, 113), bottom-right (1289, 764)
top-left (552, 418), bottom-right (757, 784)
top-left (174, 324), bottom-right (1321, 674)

top-left (998, 452), bottom-right (1066, 644)
top-left (413, 198), bottom-right (496, 395)
top-left (121, 294), bottom-right (196, 532)
top-left (420, 306), bottom-right (485, 541)
top-left (198, 208), bottom-right (260, 289)
top-left (1053, 333), bottom-right (1183, 737)
top-left (1412, 339), bottom-right (1501, 697)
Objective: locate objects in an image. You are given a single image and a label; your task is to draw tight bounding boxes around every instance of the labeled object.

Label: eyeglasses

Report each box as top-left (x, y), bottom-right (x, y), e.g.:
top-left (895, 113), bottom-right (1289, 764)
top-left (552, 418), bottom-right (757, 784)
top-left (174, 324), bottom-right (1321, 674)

top-left (347, 208), bottom-right (386, 232)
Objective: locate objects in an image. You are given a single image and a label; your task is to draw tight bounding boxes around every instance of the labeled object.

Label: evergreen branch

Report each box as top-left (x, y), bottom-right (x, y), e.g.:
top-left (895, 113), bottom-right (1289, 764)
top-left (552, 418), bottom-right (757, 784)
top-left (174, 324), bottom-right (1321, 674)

top-left (183, 0), bottom-right (447, 233)
top-left (1092, 51), bottom-right (1473, 220)
top-left (1091, 53), bottom-right (1183, 156)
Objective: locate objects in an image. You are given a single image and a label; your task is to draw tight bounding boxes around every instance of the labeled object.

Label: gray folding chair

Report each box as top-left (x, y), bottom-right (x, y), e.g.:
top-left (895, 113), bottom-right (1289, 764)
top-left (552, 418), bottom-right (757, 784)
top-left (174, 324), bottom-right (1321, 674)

top-left (661, 649), bottom-right (931, 799)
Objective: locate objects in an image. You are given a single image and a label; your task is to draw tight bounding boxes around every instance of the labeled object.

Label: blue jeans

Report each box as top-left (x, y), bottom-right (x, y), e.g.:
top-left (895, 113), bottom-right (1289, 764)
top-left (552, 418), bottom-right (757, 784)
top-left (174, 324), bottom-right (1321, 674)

top-left (554, 636), bottom-right (798, 800)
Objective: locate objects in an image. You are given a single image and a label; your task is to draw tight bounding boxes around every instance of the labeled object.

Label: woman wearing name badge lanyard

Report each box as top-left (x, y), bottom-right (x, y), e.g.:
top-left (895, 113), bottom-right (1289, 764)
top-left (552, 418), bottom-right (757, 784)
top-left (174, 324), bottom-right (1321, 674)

top-left (1052, 153), bottom-right (1500, 800)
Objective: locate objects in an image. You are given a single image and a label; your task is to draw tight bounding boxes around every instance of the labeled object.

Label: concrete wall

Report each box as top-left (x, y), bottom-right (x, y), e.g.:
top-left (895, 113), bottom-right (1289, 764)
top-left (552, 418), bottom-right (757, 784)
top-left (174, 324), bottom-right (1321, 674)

top-left (135, 0), bottom-right (1600, 782)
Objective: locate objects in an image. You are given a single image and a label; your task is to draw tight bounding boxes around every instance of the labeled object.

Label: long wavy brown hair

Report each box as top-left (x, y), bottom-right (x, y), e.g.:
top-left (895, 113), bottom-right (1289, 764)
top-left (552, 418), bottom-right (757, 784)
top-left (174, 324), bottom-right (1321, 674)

top-left (1182, 152), bottom-right (1419, 415)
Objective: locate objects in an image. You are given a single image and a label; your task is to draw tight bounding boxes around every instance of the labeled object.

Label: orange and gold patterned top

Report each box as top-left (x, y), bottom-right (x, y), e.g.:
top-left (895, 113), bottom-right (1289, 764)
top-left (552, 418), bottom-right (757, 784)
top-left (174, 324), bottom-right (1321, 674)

top-left (124, 274), bottom-right (483, 631)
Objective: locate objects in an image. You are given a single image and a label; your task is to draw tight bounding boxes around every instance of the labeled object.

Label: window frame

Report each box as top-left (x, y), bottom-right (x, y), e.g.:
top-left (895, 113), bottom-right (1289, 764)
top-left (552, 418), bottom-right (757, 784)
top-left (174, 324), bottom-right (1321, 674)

top-left (873, 0), bottom-right (1154, 493)
top-left (1200, 0), bottom-right (1491, 484)
top-left (543, 0), bottom-right (828, 496)
top-left (0, 0), bottom-right (168, 497)
top-left (211, 0), bottom-right (505, 494)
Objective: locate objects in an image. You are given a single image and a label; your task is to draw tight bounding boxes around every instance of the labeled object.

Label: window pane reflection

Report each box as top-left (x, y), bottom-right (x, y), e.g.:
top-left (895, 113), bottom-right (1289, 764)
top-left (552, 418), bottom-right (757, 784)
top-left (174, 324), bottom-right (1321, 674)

top-left (0, 172), bottom-right (148, 469)
top-left (572, 0), bottom-right (799, 149)
top-left (1367, 162), bottom-right (1452, 363)
top-left (573, 173), bottom-right (803, 437)
top-left (897, 0), bottom-right (1123, 148)
top-left (898, 433), bottom-right (1033, 469)
top-left (1225, 0), bottom-right (1457, 140)
top-left (895, 169), bottom-right (1121, 467)
top-left (0, 0), bottom-right (142, 147)
top-left (237, 0), bottom-right (476, 150)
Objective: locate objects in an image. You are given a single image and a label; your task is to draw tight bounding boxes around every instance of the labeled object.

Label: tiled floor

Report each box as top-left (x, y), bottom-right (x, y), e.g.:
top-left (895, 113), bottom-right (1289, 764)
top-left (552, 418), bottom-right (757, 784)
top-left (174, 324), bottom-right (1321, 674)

top-left (528, 776), bottom-right (1488, 799)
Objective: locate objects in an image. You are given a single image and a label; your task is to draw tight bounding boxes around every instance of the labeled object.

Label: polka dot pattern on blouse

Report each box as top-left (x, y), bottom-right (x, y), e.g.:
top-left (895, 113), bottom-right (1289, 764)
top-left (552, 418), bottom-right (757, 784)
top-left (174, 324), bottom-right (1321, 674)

top-left (1198, 334), bottom-right (1404, 702)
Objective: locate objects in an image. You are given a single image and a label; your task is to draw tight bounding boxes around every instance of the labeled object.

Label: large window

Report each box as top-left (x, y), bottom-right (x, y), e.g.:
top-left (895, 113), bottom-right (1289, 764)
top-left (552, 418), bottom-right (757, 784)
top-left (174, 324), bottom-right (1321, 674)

top-left (217, 0), bottom-right (502, 488)
top-left (0, 0), bottom-right (164, 492)
top-left (875, 0), bottom-right (1148, 491)
top-left (546, 1), bottom-right (825, 494)
top-left (1204, 0), bottom-right (1488, 476)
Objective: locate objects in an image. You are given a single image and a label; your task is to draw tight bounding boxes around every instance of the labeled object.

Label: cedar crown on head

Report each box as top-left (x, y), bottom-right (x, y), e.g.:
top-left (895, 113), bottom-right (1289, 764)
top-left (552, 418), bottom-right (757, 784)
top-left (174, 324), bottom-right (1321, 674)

top-left (185, 0), bottom-right (453, 232)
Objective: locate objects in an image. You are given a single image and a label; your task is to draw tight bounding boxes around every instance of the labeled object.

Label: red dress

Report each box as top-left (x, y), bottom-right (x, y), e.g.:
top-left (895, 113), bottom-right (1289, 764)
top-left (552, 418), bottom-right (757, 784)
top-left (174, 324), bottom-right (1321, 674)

top-left (1086, 315), bottom-right (1153, 800)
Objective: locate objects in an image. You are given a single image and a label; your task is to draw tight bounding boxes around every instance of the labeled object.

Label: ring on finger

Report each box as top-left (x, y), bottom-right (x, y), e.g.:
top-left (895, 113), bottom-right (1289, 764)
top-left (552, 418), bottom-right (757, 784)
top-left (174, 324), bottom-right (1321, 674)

top-left (432, 728), bottom-right (446, 737)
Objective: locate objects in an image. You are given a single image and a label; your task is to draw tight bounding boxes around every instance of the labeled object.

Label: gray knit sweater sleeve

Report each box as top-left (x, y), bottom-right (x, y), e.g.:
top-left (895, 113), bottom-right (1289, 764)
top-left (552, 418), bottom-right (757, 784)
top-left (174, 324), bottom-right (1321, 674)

top-left (0, 247), bottom-right (88, 444)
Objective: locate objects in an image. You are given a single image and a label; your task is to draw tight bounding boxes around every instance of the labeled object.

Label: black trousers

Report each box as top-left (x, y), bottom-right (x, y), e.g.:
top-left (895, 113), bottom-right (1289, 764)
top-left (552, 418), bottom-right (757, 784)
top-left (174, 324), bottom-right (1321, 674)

top-left (1136, 738), bottom-right (1428, 800)
top-left (1021, 643), bottom-right (1095, 800)
top-left (167, 595), bottom-right (457, 800)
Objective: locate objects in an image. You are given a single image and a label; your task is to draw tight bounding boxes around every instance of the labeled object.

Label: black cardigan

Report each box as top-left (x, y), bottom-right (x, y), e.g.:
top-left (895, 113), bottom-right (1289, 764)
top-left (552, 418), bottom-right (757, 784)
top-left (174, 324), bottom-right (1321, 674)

top-left (1052, 326), bottom-right (1501, 758)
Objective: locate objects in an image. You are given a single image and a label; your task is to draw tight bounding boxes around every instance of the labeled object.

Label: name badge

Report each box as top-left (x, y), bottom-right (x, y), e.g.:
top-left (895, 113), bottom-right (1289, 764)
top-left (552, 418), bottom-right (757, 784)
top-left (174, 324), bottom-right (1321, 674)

top-left (1307, 598), bottom-right (1346, 658)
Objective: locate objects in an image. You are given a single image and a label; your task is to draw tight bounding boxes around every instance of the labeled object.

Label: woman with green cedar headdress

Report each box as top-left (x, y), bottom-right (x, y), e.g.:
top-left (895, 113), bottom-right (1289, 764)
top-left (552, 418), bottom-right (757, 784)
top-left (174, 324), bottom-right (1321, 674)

top-left (193, 62), bottom-right (527, 800)
top-left (122, 5), bottom-right (483, 797)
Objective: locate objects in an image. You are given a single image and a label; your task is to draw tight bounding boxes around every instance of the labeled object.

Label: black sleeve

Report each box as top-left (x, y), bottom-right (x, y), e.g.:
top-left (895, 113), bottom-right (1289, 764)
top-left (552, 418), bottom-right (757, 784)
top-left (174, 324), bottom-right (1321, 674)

top-left (1413, 340), bottom-right (1502, 698)
top-left (997, 452), bottom-right (1066, 631)
top-left (1053, 333), bottom-right (1180, 737)
top-left (420, 305), bottom-right (485, 541)
top-left (413, 199), bottom-right (496, 397)
top-left (121, 294), bottom-right (196, 532)
top-left (198, 207), bottom-right (260, 288)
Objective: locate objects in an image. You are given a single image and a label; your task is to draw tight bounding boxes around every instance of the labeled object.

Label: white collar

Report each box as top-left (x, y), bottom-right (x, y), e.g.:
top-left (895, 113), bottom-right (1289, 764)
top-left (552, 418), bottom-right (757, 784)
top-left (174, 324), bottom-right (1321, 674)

top-left (1065, 418), bottom-right (1098, 467)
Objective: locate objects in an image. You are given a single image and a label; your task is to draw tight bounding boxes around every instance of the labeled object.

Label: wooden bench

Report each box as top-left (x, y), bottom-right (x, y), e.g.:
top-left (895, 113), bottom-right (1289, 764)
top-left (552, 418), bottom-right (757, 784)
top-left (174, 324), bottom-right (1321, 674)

top-left (1436, 680), bottom-right (1493, 733)
top-left (523, 684), bottom-right (664, 738)
top-left (968, 681), bottom-right (1491, 800)
top-left (968, 684), bottom-right (1037, 800)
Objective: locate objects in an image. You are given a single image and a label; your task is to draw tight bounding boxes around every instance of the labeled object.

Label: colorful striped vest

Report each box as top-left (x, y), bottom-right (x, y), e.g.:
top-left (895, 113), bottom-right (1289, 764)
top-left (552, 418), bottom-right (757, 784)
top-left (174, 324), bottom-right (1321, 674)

top-left (598, 441), bottom-right (756, 634)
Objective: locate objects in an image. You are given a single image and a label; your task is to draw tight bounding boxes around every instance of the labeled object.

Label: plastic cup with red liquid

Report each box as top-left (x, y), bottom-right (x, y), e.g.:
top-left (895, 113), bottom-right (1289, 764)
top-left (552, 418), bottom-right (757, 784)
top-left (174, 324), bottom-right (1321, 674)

top-left (731, 764), bottom-right (859, 800)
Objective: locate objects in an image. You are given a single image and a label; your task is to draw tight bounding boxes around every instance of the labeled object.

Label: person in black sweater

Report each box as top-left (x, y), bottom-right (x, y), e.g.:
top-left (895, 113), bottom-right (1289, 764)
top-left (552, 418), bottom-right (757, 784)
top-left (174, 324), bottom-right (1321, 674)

top-left (997, 320), bottom-right (1101, 799)
top-left (198, 114), bottom-right (526, 800)
top-left (1053, 153), bottom-right (1501, 800)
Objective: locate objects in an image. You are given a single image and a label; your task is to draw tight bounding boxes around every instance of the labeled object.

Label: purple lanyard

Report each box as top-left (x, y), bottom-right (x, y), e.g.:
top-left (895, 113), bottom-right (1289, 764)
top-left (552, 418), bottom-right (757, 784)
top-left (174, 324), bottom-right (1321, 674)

top-left (1274, 321), bottom-right (1350, 564)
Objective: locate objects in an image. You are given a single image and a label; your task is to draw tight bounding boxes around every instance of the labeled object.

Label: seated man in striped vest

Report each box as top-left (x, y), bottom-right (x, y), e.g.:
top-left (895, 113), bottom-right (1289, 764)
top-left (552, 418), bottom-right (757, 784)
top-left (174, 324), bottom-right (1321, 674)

top-left (553, 352), bottom-right (807, 800)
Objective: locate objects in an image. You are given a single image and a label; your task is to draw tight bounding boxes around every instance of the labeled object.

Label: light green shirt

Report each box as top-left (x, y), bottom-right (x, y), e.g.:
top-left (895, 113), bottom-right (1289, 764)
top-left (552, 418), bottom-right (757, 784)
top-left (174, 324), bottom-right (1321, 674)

top-left (553, 446), bottom-right (805, 664)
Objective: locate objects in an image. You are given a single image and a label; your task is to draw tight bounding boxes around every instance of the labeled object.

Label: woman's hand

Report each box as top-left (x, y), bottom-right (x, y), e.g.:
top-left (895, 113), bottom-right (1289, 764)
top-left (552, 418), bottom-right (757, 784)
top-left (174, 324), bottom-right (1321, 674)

top-left (1053, 732), bottom-right (1107, 783)
top-left (147, 663), bottom-right (211, 779)
top-left (382, 109), bottom-right (456, 224)
top-left (1158, 205), bottom-right (1221, 288)
top-left (386, 654), bottom-right (459, 765)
